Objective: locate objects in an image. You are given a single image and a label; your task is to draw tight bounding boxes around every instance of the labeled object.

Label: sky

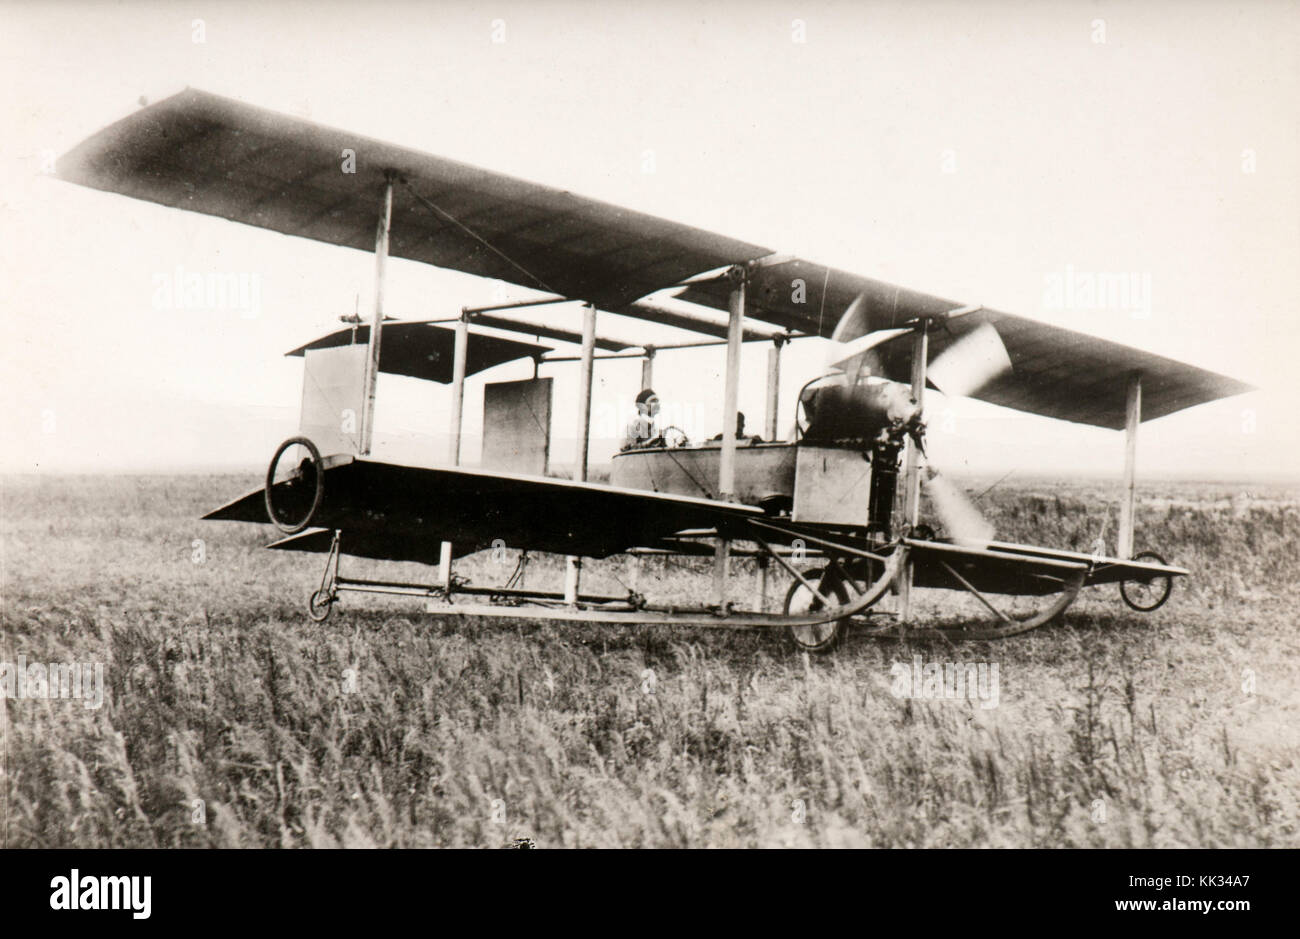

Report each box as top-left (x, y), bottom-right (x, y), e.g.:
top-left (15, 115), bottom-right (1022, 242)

top-left (1, 0), bottom-right (1297, 481)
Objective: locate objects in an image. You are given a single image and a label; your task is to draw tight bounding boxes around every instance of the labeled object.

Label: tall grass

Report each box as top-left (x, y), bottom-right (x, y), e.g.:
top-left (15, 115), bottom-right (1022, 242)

top-left (1, 474), bottom-right (1296, 846)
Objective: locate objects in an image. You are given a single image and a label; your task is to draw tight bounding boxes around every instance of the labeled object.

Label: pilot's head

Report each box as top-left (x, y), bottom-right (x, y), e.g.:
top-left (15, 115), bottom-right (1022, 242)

top-left (636, 388), bottom-right (660, 417)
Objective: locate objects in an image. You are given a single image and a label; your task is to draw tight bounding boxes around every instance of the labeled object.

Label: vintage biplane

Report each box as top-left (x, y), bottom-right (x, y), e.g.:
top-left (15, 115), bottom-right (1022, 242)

top-left (57, 89), bottom-right (1254, 647)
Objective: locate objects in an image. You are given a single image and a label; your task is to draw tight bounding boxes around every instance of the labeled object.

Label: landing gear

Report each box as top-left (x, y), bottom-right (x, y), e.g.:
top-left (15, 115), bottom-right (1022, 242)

top-left (784, 567), bottom-right (851, 652)
top-left (308, 587), bottom-right (336, 622)
top-left (1120, 550), bottom-right (1173, 612)
top-left (778, 546), bottom-right (896, 652)
top-left (892, 559), bottom-right (1086, 640)
top-left (306, 530), bottom-right (341, 623)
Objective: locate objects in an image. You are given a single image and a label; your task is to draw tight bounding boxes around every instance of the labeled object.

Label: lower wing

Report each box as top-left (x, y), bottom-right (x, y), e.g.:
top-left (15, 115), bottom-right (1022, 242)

top-left (203, 456), bottom-right (765, 562)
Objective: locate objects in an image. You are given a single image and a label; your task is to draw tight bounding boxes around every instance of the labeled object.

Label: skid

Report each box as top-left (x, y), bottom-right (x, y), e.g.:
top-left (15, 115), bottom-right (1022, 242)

top-left (307, 525), bottom-right (1090, 640)
top-left (308, 527), bottom-right (906, 631)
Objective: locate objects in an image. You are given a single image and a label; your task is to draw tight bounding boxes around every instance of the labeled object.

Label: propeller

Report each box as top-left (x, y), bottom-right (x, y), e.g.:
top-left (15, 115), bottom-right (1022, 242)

top-left (821, 293), bottom-right (1012, 546)
top-left (926, 321), bottom-right (1012, 398)
top-left (829, 292), bottom-right (868, 344)
top-left (824, 328), bottom-right (910, 379)
top-left (917, 449), bottom-right (997, 546)
top-left (910, 321), bottom-right (1011, 547)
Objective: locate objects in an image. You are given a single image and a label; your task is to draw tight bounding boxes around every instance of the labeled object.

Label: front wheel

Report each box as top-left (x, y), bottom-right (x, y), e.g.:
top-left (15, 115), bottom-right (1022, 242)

top-left (784, 568), bottom-right (851, 652)
top-left (308, 588), bottom-right (335, 623)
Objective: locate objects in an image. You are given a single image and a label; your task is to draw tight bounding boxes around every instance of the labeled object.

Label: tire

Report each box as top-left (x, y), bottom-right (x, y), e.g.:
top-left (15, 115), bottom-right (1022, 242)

top-left (1120, 550), bottom-right (1173, 612)
top-left (784, 568), bottom-right (852, 652)
top-left (308, 588), bottom-right (335, 623)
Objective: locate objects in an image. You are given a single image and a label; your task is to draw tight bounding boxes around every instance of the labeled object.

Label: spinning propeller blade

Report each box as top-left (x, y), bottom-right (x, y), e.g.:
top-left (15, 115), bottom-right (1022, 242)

top-left (824, 328), bottom-right (910, 376)
top-left (921, 465), bottom-right (995, 547)
top-left (829, 292), bottom-right (867, 344)
top-left (911, 320), bottom-right (1010, 546)
top-left (927, 321), bottom-right (1012, 399)
top-left (823, 294), bottom-right (1009, 547)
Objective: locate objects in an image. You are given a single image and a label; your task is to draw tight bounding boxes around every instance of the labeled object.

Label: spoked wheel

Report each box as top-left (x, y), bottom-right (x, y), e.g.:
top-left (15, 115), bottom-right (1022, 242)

top-left (784, 568), bottom-right (852, 652)
top-left (1120, 550), bottom-right (1173, 612)
top-left (308, 587), bottom-right (336, 623)
top-left (265, 436), bottom-right (325, 534)
top-left (306, 529), bottom-right (342, 624)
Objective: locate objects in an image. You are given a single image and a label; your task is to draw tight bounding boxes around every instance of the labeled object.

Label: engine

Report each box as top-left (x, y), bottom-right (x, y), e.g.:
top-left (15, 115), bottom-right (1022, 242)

top-left (798, 374), bottom-right (922, 449)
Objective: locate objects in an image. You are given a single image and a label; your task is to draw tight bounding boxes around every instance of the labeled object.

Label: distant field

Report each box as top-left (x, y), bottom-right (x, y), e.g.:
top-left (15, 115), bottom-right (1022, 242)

top-left (1, 473), bottom-right (1297, 847)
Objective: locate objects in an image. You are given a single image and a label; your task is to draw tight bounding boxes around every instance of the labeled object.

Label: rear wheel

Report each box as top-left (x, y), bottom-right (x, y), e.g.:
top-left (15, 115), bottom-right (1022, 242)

top-left (1120, 550), bottom-right (1173, 612)
top-left (784, 568), bottom-right (851, 652)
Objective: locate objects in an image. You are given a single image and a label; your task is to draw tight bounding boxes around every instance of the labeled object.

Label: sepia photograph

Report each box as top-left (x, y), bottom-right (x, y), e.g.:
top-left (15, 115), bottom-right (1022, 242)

top-left (0, 0), bottom-right (1295, 919)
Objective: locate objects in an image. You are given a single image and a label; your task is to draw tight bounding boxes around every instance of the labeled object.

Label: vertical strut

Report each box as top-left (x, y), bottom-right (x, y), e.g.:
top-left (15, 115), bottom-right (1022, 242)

top-left (898, 320), bottom-right (929, 623)
top-left (715, 265), bottom-right (746, 605)
top-left (565, 302), bottom-right (597, 604)
top-left (719, 266), bottom-right (745, 500)
top-left (440, 313), bottom-right (470, 594)
top-left (1117, 373), bottom-right (1142, 559)
top-left (765, 336), bottom-right (784, 442)
top-left (360, 175), bottom-right (394, 456)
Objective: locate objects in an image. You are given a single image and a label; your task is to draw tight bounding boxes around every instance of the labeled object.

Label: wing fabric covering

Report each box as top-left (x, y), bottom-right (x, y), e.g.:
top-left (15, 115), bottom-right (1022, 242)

top-left (60, 89), bottom-right (1251, 430)
top-left (57, 89), bottom-right (769, 310)
top-left (679, 267), bottom-right (1253, 430)
top-left (202, 459), bottom-right (764, 562)
top-left (863, 309), bottom-right (1254, 429)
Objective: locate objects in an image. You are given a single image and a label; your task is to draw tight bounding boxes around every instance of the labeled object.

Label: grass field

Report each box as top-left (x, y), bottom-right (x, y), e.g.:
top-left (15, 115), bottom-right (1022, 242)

top-left (1, 472), bottom-right (1297, 847)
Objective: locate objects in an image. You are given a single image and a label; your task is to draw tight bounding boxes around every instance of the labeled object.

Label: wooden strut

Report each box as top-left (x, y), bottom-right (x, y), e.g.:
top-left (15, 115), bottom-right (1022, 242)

top-left (745, 518), bottom-right (894, 563)
top-left (1117, 373), bottom-right (1142, 559)
top-left (565, 303), bottom-right (597, 604)
top-left (360, 176), bottom-right (394, 456)
top-left (898, 318), bottom-right (929, 623)
top-left (889, 565), bottom-right (1087, 640)
top-left (758, 333), bottom-right (781, 606)
top-left (305, 532), bottom-right (1081, 639)
top-left (311, 532), bottom-right (905, 630)
top-left (714, 265), bottom-right (746, 606)
top-left (759, 536), bottom-right (838, 608)
top-left (439, 314), bottom-right (470, 594)
top-left (938, 559), bottom-right (1015, 624)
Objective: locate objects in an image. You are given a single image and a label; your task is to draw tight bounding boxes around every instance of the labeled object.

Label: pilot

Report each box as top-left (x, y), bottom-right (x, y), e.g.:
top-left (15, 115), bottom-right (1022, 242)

top-left (621, 388), bottom-right (661, 450)
top-left (710, 411), bottom-right (759, 444)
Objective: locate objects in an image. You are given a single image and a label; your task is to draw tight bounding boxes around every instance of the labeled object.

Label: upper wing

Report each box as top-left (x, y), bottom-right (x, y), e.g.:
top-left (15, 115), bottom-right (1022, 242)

top-left (57, 89), bottom-right (769, 311)
top-left (861, 308), bottom-right (1253, 428)
top-left (203, 457), bottom-right (764, 560)
top-left (676, 258), bottom-right (943, 336)
top-left (61, 91), bottom-right (1250, 429)
top-left (682, 265), bottom-right (1252, 428)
